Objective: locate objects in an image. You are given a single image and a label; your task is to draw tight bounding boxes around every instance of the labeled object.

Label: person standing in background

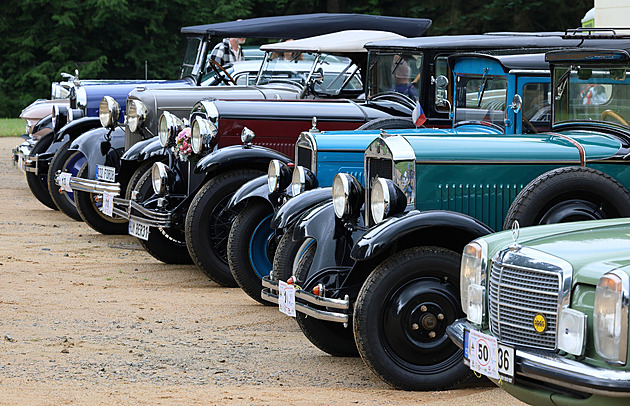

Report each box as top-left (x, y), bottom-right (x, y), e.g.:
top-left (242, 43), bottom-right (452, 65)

top-left (210, 38), bottom-right (245, 66)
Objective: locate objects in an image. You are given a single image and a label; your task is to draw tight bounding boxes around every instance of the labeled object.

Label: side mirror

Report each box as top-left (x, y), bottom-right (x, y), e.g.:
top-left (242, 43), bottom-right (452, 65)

top-left (510, 94), bottom-right (522, 114)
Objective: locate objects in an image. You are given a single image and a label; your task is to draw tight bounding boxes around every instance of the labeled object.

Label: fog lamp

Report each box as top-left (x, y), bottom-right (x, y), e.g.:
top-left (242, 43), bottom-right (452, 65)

top-left (557, 307), bottom-right (587, 356)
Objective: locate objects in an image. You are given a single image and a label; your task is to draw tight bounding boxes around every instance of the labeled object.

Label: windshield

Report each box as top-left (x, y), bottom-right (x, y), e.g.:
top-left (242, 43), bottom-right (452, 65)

top-left (256, 52), bottom-right (362, 93)
top-left (553, 64), bottom-right (630, 129)
top-left (367, 52), bottom-right (423, 101)
top-left (453, 72), bottom-right (508, 129)
top-left (180, 36), bottom-right (204, 79)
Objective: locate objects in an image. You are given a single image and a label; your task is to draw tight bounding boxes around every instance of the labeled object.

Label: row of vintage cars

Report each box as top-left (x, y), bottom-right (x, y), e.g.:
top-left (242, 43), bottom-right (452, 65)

top-left (12, 13), bottom-right (630, 404)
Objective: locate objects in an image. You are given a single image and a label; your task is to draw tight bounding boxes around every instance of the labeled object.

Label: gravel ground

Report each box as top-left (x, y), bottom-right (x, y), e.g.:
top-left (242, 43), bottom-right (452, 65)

top-left (0, 137), bottom-right (524, 405)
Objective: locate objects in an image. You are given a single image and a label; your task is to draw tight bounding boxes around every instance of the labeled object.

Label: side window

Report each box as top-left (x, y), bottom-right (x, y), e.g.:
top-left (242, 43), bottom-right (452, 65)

top-left (434, 56), bottom-right (450, 113)
top-left (522, 82), bottom-right (551, 133)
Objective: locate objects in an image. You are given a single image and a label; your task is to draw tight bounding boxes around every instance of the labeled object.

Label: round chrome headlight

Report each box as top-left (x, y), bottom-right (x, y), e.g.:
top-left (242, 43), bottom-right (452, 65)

top-left (267, 159), bottom-right (291, 193)
top-left (151, 162), bottom-right (169, 195)
top-left (52, 104), bottom-right (67, 131)
top-left (291, 166), bottom-right (317, 196)
top-left (241, 127), bottom-right (255, 144)
top-left (332, 173), bottom-right (363, 220)
top-left (370, 178), bottom-right (407, 224)
top-left (99, 96), bottom-right (120, 128)
top-left (158, 111), bottom-right (183, 147)
top-left (127, 99), bottom-right (147, 132)
top-left (191, 117), bottom-right (218, 154)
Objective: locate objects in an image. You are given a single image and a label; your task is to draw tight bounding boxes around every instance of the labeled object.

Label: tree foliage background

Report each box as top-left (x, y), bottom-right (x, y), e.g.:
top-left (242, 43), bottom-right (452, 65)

top-left (0, 0), bottom-right (592, 117)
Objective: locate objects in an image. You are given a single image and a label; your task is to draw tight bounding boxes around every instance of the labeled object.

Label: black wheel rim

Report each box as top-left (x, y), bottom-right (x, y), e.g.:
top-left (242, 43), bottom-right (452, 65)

top-left (539, 198), bottom-right (613, 224)
top-left (208, 194), bottom-right (239, 265)
top-left (380, 276), bottom-right (463, 373)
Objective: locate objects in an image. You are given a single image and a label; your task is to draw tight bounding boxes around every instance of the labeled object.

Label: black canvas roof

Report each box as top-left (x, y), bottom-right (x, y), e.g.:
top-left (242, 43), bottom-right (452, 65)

top-left (181, 13), bottom-right (431, 39)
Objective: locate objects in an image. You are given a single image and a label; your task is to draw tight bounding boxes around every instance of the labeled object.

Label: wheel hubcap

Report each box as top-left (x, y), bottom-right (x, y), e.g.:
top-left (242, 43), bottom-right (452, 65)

top-left (249, 214), bottom-right (274, 278)
top-left (540, 199), bottom-right (608, 224)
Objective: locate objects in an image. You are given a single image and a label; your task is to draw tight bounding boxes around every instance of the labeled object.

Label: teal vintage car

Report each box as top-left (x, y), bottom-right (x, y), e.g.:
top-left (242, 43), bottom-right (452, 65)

top-left (263, 45), bottom-right (630, 391)
top-left (448, 217), bottom-right (630, 404)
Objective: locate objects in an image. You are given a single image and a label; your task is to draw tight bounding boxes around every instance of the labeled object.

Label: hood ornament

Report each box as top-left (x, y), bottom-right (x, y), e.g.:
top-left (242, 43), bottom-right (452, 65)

top-left (310, 117), bottom-right (320, 133)
top-left (510, 220), bottom-right (521, 250)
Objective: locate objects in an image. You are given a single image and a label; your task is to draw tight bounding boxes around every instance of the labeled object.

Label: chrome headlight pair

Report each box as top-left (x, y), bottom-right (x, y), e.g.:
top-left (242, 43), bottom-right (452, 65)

top-left (268, 160), bottom-right (291, 193)
top-left (370, 178), bottom-right (407, 224)
top-left (332, 173), bottom-right (363, 220)
top-left (158, 112), bottom-right (184, 147)
top-left (191, 116), bottom-right (218, 153)
top-left (460, 240), bottom-right (488, 325)
top-left (151, 162), bottom-right (171, 195)
top-left (99, 96), bottom-right (120, 129)
top-left (127, 99), bottom-right (147, 132)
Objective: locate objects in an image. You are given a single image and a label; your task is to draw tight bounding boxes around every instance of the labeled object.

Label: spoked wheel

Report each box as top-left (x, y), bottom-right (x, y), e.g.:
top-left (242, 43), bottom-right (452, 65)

top-left (503, 166), bottom-right (630, 230)
top-left (294, 243), bottom-right (358, 357)
top-left (75, 162), bottom-right (128, 234)
top-left (227, 200), bottom-right (276, 304)
top-left (47, 142), bottom-right (85, 221)
top-left (25, 133), bottom-right (57, 210)
top-left (131, 166), bottom-right (192, 264)
top-left (271, 224), bottom-right (313, 283)
top-left (353, 247), bottom-right (470, 391)
top-left (185, 170), bottom-right (264, 286)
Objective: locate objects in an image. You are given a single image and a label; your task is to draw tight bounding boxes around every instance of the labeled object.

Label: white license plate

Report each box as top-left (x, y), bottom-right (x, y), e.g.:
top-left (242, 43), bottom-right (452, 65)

top-left (278, 280), bottom-right (296, 317)
top-left (17, 155), bottom-right (24, 172)
top-left (101, 192), bottom-right (114, 217)
top-left (128, 220), bottom-right (149, 241)
top-left (465, 329), bottom-right (514, 382)
top-left (58, 172), bottom-right (72, 192)
top-left (96, 165), bottom-right (116, 182)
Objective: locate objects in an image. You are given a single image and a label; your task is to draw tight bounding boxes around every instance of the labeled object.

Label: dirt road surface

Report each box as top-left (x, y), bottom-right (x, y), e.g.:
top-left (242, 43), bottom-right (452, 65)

top-left (0, 137), bottom-right (524, 405)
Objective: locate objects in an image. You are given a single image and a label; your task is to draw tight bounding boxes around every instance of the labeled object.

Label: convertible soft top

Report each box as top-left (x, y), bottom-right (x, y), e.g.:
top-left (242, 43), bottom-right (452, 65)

top-left (260, 30), bottom-right (405, 54)
top-left (181, 13), bottom-right (431, 39)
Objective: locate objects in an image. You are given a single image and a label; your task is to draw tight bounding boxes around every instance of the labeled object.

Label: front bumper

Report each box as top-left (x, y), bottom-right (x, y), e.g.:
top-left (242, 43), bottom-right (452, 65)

top-left (12, 140), bottom-right (38, 173)
top-left (447, 319), bottom-right (630, 397)
top-left (261, 276), bottom-right (351, 323)
top-left (54, 173), bottom-right (121, 196)
top-left (128, 198), bottom-right (175, 228)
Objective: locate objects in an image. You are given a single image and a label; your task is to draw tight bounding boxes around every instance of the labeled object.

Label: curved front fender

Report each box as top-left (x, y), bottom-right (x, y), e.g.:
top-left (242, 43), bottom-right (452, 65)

top-left (195, 145), bottom-right (291, 179)
top-left (69, 127), bottom-right (125, 179)
top-left (122, 137), bottom-right (166, 162)
top-left (271, 187), bottom-right (333, 230)
top-left (351, 210), bottom-right (494, 261)
top-left (53, 117), bottom-right (102, 143)
top-left (228, 175), bottom-right (272, 210)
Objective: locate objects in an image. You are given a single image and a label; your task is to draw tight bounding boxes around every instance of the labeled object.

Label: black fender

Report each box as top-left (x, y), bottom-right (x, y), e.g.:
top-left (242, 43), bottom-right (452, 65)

top-left (228, 175), bottom-right (273, 210)
top-left (32, 114), bottom-right (53, 135)
top-left (351, 210), bottom-right (494, 261)
top-left (195, 145), bottom-right (291, 181)
top-left (294, 201), bottom-right (366, 276)
top-left (271, 187), bottom-right (333, 230)
top-left (52, 116), bottom-right (101, 144)
top-left (121, 137), bottom-right (165, 162)
top-left (68, 126), bottom-right (126, 179)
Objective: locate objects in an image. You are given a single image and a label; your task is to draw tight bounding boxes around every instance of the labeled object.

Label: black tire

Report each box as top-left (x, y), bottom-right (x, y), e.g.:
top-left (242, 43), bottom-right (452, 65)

top-left (125, 161), bottom-right (157, 199)
top-left (353, 247), bottom-right (469, 391)
top-left (295, 243), bottom-right (358, 357)
top-left (25, 133), bottom-right (57, 210)
top-left (227, 200), bottom-right (275, 305)
top-left (75, 163), bottom-right (128, 235)
top-left (47, 142), bottom-right (85, 221)
top-left (271, 224), bottom-right (312, 283)
top-left (503, 166), bottom-right (630, 230)
top-left (132, 167), bottom-right (193, 265)
top-left (356, 117), bottom-right (416, 131)
top-left (185, 170), bottom-right (264, 286)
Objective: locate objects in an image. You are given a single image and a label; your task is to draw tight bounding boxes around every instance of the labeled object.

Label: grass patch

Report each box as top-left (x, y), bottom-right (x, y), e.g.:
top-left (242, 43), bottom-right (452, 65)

top-left (0, 118), bottom-right (25, 137)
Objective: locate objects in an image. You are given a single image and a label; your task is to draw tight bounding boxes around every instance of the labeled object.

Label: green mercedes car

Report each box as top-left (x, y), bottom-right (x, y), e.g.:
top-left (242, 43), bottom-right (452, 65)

top-left (448, 217), bottom-right (630, 404)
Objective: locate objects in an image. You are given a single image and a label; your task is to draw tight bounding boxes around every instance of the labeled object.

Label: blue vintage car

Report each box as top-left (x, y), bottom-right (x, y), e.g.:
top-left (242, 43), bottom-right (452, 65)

top-left (261, 40), bottom-right (630, 391)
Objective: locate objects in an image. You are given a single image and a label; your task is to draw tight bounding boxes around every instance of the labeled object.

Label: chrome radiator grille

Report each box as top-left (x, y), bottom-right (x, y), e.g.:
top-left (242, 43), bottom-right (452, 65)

top-left (296, 145), bottom-right (313, 171)
top-left (488, 256), bottom-right (561, 350)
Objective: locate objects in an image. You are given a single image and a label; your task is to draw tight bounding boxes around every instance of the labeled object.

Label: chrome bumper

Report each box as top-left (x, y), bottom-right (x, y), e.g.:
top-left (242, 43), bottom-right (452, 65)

top-left (447, 319), bottom-right (630, 397)
top-left (128, 199), bottom-right (174, 228)
top-left (54, 173), bottom-right (122, 195)
top-left (261, 276), bottom-right (351, 323)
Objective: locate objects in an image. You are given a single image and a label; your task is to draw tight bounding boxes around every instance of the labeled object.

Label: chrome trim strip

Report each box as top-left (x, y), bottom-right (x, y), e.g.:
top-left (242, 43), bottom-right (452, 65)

top-left (448, 320), bottom-right (630, 397)
top-left (548, 132), bottom-right (586, 166)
